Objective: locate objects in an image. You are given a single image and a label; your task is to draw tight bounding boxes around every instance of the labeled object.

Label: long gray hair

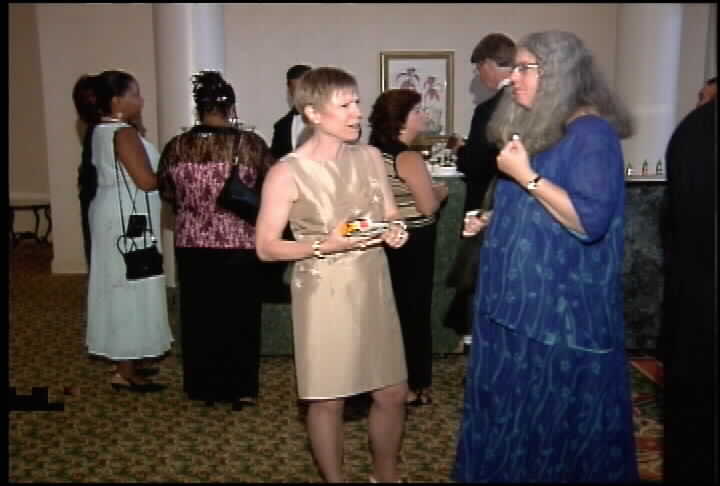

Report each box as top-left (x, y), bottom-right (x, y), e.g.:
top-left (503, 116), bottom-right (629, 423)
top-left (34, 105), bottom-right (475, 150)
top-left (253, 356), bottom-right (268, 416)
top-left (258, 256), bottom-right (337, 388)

top-left (487, 31), bottom-right (634, 155)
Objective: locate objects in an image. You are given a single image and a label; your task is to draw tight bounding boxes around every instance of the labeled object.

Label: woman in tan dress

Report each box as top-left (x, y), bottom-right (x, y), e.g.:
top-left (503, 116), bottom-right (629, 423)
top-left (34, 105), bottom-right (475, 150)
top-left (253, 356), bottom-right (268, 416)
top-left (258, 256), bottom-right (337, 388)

top-left (256, 67), bottom-right (410, 483)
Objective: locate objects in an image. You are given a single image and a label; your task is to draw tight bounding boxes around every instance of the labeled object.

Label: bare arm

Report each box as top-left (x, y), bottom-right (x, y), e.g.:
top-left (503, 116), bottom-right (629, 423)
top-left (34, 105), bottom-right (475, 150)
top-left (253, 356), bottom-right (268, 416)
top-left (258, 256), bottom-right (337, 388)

top-left (395, 150), bottom-right (448, 216)
top-left (365, 146), bottom-right (408, 249)
top-left (255, 161), bottom-right (305, 261)
top-left (114, 126), bottom-right (157, 191)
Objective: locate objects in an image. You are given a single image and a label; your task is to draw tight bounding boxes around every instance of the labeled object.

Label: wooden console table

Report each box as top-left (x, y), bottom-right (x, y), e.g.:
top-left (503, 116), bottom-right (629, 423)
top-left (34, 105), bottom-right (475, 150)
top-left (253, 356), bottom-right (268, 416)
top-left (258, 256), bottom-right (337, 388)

top-left (9, 199), bottom-right (52, 246)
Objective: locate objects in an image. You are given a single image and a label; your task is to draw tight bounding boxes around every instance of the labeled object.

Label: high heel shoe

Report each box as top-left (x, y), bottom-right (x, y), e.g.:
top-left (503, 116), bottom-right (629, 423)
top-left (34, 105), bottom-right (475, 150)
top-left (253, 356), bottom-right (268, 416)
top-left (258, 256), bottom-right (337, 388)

top-left (110, 375), bottom-right (166, 393)
top-left (405, 389), bottom-right (432, 407)
top-left (110, 364), bottom-right (159, 377)
top-left (136, 367), bottom-right (160, 378)
top-left (231, 398), bottom-right (257, 411)
top-left (369, 475), bottom-right (403, 483)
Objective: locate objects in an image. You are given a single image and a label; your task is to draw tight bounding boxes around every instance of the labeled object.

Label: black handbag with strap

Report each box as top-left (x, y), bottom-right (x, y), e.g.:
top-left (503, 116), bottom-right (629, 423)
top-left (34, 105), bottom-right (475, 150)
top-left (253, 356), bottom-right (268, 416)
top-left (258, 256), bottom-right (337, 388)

top-left (113, 130), bottom-right (164, 281)
top-left (216, 131), bottom-right (260, 221)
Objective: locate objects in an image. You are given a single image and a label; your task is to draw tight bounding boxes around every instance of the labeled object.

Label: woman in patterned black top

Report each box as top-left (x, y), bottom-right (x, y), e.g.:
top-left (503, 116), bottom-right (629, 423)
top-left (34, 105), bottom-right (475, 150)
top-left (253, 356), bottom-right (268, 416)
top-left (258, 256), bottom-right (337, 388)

top-left (157, 71), bottom-right (274, 410)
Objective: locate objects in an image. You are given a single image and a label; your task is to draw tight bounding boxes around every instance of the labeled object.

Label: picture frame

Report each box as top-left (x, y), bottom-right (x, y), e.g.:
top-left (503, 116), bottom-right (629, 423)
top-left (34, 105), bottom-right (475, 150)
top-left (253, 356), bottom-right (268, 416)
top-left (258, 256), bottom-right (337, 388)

top-left (380, 50), bottom-right (454, 144)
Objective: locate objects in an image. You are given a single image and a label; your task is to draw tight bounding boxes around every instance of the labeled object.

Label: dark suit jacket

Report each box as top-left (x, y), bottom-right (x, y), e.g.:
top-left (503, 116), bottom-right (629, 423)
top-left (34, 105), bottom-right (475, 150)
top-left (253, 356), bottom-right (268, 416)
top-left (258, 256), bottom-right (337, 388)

top-left (270, 108), bottom-right (297, 160)
top-left (455, 88), bottom-right (505, 211)
top-left (660, 99), bottom-right (716, 483)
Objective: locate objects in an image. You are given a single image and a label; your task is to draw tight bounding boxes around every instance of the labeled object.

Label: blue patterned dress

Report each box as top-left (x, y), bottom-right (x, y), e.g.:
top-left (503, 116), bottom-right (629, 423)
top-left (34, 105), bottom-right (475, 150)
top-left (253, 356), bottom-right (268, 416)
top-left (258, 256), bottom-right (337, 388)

top-left (453, 116), bottom-right (638, 482)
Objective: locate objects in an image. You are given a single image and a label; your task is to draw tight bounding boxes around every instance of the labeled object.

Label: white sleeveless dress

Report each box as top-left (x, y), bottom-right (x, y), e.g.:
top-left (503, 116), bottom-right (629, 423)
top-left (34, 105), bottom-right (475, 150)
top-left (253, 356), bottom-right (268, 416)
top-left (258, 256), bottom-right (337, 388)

top-left (85, 122), bottom-right (173, 359)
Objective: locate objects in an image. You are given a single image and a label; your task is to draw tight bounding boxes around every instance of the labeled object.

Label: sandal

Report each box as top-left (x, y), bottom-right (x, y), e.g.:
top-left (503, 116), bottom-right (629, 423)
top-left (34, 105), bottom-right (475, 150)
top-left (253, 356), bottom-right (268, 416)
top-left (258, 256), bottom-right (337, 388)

top-left (406, 389), bottom-right (432, 407)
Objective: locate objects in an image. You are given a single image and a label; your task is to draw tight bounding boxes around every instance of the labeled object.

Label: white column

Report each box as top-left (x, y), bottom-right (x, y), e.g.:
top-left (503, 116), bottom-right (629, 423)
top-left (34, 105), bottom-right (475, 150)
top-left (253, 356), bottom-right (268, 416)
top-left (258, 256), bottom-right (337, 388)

top-left (153, 4), bottom-right (226, 287)
top-left (615, 4), bottom-right (682, 175)
top-left (705, 3), bottom-right (717, 80)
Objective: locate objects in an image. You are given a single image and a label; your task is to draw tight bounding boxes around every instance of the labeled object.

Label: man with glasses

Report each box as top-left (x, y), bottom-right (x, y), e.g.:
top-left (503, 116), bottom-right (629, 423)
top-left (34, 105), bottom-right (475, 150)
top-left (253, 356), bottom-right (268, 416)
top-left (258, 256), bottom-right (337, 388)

top-left (445, 33), bottom-right (516, 348)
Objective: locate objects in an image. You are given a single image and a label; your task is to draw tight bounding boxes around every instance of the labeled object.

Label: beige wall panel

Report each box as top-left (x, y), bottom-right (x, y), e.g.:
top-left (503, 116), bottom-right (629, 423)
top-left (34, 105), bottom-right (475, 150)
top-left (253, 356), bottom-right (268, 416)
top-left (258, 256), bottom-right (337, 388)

top-left (676, 4), bottom-right (712, 122)
top-left (223, 3), bottom-right (619, 143)
top-left (9, 5), bottom-right (49, 202)
top-left (13, 3), bottom-right (710, 274)
top-left (34, 4), bottom-right (158, 274)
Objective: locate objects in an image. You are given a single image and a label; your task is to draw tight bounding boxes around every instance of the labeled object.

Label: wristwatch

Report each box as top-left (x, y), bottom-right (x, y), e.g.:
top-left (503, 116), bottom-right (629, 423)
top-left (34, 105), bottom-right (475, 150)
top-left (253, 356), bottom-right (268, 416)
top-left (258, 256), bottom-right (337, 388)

top-left (526, 174), bottom-right (543, 191)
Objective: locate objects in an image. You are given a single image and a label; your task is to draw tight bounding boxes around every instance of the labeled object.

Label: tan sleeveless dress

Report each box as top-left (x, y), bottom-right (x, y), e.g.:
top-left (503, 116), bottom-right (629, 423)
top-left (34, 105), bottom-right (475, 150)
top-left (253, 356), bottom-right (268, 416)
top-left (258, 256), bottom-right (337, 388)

top-left (284, 144), bottom-right (407, 399)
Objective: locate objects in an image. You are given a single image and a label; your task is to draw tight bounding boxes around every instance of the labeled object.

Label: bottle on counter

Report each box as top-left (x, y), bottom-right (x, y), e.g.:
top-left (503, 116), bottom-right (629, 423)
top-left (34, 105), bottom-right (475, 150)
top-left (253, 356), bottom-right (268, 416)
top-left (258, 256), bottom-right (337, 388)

top-left (655, 159), bottom-right (664, 176)
top-left (625, 162), bottom-right (634, 176)
top-left (641, 159), bottom-right (649, 175)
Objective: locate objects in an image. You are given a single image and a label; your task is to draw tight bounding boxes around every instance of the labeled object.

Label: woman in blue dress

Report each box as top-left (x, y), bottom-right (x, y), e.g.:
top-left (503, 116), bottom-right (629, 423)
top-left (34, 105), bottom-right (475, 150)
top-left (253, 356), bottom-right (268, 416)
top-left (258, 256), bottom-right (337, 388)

top-left (454, 31), bottom-right (639, 482)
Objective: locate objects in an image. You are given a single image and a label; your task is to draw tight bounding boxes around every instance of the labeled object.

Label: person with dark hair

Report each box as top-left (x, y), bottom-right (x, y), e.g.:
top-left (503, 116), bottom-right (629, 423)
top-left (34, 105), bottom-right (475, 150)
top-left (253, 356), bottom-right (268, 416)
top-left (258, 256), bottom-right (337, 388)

top-left (72, 70), bottom-right (172, 393)
top-left (454, 31), bottom-right (638, 482)
top-left (157, 70), bottom-right (274, 410)
top-left (454, 32), bottom-right (516, 211)
top-left (696, 75), bottom-right (717, 107)
top-left (255, 67), bottom-right (410, 482)
top-left (368, 88), bottom-right (448, 407)
top-left (270, 64), bottom-right (313, 160)
top-left (661, 97), bottom-right (716, 483)
top-left (445, 32), bottom-right (516, 346)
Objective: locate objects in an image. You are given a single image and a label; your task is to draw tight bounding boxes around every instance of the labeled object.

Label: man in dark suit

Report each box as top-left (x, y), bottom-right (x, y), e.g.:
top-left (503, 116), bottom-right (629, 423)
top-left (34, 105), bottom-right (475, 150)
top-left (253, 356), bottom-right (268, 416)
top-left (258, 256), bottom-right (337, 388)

top-left (661, 98), bottom-right (717, 484)
top-left (270, 64), bottom-right (312, 160)
top-left (445, 33), bottom-right (516, 341)
top-left (454, 33), bottom-right (516, 211)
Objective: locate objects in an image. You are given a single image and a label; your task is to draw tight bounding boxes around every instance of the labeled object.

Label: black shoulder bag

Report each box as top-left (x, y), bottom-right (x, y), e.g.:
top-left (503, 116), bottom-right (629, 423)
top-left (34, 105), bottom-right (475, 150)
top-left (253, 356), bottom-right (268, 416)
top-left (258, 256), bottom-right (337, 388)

top-left (217, 131), bottom-right (260, 221)
top-left (113, 132), bottom-right (164, 281)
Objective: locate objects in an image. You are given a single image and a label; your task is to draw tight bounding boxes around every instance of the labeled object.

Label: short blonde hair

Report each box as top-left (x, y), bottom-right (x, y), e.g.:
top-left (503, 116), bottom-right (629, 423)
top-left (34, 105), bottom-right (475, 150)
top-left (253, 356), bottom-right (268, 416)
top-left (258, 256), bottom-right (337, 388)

top-left (293, 67), bottom-right (358, 121)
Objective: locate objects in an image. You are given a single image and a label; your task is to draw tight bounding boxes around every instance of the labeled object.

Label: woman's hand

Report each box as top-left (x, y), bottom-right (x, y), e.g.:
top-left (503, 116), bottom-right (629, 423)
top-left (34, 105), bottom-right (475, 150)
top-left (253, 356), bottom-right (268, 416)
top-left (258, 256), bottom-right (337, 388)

top-left (318, 221), bottom-right (375, 254)
top-left (496, 137), bottom-right (535, 184)
top-left (382, 221), bottom-right (409, 249)
top-left (462, 210), bottom-right (493, 237)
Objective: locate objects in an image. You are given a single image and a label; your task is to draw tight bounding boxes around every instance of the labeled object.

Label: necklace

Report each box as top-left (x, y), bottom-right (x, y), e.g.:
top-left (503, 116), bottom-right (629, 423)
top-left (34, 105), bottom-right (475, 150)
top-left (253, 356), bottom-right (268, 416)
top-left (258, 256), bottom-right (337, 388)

top-left (100, 116), bottom-right (124, 123)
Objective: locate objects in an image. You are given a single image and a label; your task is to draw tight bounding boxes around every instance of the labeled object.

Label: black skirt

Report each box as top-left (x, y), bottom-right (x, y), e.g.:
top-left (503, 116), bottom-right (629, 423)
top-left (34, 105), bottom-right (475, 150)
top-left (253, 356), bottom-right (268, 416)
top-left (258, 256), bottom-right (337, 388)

top-left (175, 247), bottom-right (262, 401)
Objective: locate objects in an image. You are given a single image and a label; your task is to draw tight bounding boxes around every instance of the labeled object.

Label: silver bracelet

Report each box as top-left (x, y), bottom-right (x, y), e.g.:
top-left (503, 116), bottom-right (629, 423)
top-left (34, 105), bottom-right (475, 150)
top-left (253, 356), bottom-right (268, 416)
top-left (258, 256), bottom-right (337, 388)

top-left (312, 240), bottom-right (325, 259)
top-left (390, 220), bottom-right (407, 231)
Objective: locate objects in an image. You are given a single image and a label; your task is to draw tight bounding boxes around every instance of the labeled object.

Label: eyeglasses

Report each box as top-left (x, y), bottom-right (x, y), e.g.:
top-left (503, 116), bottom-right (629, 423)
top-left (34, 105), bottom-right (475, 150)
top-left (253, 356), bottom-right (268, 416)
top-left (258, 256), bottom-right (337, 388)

top-left (476, 60), bottom-right (513, 73)
top-left (511, 63), bottom-right (541, 75)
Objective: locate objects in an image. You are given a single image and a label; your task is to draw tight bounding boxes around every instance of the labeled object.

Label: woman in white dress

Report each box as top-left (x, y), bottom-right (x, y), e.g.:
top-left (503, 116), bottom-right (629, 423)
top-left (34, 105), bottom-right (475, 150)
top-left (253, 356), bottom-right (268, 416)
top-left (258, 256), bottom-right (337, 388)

top-left (73, 70), bottom-right (173, 393)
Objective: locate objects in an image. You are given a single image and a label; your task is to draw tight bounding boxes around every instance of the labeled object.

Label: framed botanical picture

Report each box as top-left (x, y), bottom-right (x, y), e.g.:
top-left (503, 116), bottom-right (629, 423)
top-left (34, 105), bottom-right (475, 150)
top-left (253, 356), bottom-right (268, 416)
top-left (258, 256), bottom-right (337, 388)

top-left (380, 50), bottom-right (454, 141)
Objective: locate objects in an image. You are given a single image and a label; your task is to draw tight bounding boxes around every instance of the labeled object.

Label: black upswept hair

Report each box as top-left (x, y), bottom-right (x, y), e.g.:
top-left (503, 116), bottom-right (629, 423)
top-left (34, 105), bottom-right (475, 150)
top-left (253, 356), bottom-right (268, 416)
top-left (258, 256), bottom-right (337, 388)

top-left (192, 70), bottom-right (236, 120)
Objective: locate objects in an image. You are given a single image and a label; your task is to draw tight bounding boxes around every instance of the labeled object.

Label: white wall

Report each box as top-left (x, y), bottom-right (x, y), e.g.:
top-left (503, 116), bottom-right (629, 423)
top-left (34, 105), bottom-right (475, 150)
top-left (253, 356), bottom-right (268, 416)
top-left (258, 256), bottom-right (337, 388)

top-left (8, 3), bottom-right (713, 274)
top-left (9, 5), bottom-right (50, 233)
top-left (676, 3), bottom-right (715, 121)
top-left (34, 4), bottom-right (158, 274)
top-left (224, 3), bottom-right (619, 144)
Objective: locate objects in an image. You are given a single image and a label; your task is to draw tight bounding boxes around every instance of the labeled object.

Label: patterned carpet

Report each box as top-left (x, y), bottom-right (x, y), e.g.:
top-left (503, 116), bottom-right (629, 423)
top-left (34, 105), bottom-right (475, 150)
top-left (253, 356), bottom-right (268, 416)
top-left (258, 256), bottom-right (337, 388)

top-left (8, 242), bottom-right (662, 482)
